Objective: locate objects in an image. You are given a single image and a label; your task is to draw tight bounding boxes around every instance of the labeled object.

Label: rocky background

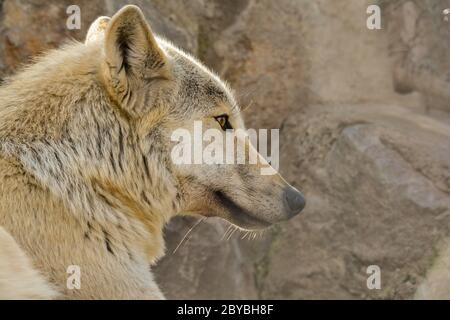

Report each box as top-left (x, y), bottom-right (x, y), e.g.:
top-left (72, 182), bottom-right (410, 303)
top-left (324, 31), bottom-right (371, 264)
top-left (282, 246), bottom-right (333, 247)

top-left (1, 0), bottom-right (449, 299)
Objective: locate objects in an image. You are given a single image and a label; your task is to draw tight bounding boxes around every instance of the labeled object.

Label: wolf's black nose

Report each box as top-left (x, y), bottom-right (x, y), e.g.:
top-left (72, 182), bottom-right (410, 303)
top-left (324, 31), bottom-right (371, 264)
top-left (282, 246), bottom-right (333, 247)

top-left (283, 187), bottom-right (306, 217)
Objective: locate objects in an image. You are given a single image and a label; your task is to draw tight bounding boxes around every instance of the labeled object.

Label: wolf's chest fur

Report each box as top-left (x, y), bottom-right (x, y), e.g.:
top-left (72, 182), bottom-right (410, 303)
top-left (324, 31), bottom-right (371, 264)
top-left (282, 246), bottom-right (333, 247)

top-left (0, 45), bottom-right (176, 299)
top-left (0, 5), bottom-right (182, 299)
top-left (0, 148), bottom-right (167, 298)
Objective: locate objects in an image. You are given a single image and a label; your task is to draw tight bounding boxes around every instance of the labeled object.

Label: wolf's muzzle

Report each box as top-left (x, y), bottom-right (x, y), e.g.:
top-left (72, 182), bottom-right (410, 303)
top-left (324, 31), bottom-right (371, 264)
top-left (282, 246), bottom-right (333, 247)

top-left (283, 186), bottom-right (306, 217)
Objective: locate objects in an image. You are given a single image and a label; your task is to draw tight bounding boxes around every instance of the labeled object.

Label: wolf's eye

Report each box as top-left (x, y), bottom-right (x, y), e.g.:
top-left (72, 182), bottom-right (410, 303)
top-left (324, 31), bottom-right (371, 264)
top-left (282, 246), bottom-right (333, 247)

top-left (214, 114), bottom-right (233, 131)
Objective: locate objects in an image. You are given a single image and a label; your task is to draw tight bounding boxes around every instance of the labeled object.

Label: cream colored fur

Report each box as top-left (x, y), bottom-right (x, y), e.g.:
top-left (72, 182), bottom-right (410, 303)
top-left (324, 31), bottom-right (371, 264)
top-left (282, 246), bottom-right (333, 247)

top-left (0, 5), bottom-right (302, 299)
top-left (0, 226), bottom-right (56, 299)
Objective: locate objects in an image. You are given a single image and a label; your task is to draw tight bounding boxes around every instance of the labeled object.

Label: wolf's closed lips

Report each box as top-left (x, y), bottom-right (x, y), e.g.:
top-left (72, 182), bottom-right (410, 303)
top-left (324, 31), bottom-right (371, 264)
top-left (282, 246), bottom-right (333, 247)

top-left (213, 189), bottom-right (272, 229)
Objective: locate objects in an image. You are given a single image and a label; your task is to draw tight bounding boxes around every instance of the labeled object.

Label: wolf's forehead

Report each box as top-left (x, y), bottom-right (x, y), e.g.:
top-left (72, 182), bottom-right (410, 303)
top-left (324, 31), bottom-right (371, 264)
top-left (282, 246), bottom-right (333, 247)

top-left (158, 37), bottom-right (238, 112)
top-left (176, 56), bottom-right (235, 104)
top-left (179, 68), bottom-right (230, 103)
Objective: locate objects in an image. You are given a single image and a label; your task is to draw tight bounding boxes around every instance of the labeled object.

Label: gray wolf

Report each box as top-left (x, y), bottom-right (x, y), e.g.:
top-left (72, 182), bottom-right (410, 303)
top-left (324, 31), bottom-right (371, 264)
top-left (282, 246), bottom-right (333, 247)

top-left (0, 5), bottom-right (305, 299)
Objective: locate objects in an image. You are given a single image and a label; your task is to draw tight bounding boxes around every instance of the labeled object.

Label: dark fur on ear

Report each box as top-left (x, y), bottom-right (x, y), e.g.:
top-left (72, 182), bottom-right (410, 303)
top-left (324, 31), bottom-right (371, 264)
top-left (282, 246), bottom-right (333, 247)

top-left (102, 5), bottom-right (169, 116)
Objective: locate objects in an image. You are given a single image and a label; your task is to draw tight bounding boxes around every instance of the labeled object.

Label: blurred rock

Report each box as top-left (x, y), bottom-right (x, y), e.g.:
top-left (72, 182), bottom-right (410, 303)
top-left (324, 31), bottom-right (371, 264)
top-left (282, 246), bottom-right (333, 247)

top-left (0, 0), bottom-right (449, 300)
top-left (414, 237), bottom-right (450, 299)
top-left (275, 103), bottom-right (450, 299)
top-left (384, 0), bottom-right (450, 114)
top-left (153, 216), bottom-right (259, 299)
top-left (0, 0), bottom-right (107, 77)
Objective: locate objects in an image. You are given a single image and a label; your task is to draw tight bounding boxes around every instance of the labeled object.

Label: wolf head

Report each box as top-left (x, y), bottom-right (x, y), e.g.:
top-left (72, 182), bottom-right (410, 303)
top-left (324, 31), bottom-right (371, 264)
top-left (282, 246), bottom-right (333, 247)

top-left (93, 5), bottom-right (305, 230)
top-left (2, 5), bottom-right (304, 234)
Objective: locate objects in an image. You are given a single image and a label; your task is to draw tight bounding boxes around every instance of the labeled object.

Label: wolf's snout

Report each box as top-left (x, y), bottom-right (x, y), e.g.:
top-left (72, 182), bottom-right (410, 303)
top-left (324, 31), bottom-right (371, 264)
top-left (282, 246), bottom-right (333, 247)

top-left (283, 187), bottom-right (306, 217)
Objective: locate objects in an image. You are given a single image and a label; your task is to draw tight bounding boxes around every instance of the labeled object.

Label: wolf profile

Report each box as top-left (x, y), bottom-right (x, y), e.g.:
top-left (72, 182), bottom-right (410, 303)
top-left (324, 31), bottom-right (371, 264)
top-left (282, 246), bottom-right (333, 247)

top-left (0, 5), bottom-right (305, 299)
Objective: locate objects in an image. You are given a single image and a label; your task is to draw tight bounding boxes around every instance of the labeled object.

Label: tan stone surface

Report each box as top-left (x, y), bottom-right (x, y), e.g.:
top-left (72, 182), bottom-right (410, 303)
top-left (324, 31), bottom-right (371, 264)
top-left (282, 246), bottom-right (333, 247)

top-left (1, 0), bottom-right (449, 299)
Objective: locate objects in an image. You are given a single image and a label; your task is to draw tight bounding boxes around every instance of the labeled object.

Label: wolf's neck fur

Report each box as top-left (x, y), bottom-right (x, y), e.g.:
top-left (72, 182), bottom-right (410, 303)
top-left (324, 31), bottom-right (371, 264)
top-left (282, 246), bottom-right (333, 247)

top-left (0, 42), bottom-right (180, 264)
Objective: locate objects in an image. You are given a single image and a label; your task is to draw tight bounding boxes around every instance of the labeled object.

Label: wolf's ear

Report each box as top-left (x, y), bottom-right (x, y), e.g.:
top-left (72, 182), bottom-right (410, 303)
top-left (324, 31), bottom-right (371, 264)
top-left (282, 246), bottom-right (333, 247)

top-left (85, 16), bottom-right (110, 45)
top-left (102, 5), bottom-right (169, 116)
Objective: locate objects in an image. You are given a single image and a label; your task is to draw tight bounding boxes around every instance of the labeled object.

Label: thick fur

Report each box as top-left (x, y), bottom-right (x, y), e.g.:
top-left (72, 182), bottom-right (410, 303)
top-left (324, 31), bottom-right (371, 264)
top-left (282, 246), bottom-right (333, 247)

top-left (0, 6), bottom-right (302, 299)
top-left (0, 226), bottom-right (56, 299)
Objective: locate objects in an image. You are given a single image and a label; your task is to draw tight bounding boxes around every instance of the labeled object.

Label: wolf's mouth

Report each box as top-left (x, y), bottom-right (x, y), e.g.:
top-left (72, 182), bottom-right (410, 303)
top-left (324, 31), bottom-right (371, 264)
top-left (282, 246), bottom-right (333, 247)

top-left (212, 190), bottom-right (271, 229)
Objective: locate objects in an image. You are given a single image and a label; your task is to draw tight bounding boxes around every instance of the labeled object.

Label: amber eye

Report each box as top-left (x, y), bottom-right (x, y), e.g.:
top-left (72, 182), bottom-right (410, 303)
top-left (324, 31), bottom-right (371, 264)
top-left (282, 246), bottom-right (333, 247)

top-left (214, 114), bottom-right (233, 131)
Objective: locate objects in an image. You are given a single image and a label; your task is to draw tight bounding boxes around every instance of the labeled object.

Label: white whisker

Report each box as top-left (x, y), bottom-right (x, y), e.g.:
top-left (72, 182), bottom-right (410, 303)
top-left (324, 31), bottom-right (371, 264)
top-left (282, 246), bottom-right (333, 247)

top-left (227, 226), bottom-right (238, 241)
top-left (172, 217), bottom-right (206, 254)
top-left (221, 225), bottom-right (234, 241)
